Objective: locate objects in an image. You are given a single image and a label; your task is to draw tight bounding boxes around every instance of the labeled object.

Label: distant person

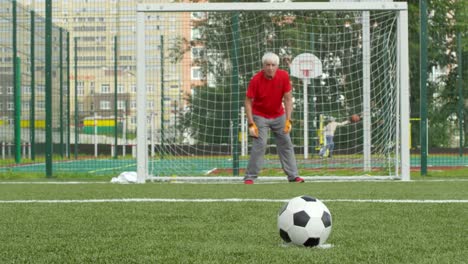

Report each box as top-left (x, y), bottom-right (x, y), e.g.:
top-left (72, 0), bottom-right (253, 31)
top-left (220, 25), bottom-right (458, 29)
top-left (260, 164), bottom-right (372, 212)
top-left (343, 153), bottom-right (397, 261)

top-left (244, 52), bottom-right (304, 184)
top-left (319, 117), bottom-right (350, 158)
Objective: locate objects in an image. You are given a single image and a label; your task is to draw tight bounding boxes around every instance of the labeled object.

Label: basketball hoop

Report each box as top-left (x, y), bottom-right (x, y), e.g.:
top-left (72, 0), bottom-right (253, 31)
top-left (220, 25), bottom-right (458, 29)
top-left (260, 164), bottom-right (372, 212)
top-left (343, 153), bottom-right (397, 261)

top-left (290, 53), bottom-right (322, 80)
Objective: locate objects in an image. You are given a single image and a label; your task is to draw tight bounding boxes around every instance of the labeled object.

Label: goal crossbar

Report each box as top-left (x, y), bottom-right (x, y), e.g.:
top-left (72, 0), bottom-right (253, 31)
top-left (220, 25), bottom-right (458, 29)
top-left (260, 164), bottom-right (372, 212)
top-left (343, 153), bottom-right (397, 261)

top-left (137, 2), bottom-right (407, 12)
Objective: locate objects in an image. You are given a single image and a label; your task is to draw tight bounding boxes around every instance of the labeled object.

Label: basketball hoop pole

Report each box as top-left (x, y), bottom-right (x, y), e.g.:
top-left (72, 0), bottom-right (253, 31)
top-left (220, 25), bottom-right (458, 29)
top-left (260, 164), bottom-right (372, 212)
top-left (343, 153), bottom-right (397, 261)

top-left (303, 77), bottom-right (309, 159)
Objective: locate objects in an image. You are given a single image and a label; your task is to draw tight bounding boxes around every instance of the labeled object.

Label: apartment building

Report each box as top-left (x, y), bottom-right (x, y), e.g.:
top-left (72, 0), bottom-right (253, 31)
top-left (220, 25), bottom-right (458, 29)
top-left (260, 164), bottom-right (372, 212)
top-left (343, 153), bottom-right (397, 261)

top-left (13, 0), bottom-right (201, 139)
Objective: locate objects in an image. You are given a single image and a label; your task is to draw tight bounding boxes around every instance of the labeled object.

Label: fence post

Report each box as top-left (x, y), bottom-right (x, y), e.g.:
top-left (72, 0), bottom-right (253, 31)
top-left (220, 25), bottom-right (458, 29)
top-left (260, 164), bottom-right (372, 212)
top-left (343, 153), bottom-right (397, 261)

top-left (30, 10), bottom-right (36, 161)
top-left (12, 1), bottom-right (21, 164)
top-left (60, 28), bottom-right (64, 158)
top-left (45, 0), bottom-right (53, 177)
top-left (114, 35), bottom-right (119, 159)
top-left (457, 32), bottom-right (464, 156)
top-left (74, 37), bottom-right (79, 160)
top-left (419, 0), bottom-right (428, 176)
top-left (67, 32), bottom-right (71, 158)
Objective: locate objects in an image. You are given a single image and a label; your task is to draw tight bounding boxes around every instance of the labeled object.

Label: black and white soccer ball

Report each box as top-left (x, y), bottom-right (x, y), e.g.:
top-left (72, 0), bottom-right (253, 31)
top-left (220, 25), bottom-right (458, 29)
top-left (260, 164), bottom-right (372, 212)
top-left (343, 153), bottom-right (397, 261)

top-left (277, 195), bottom-right (332, 247)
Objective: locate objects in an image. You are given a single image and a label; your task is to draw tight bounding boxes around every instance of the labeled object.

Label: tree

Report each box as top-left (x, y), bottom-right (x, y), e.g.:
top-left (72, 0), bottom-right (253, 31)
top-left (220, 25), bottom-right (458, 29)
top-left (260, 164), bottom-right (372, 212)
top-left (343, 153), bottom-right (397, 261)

top-left (406, 0), bottom-right (467, 148)
top-left (173, 0), bottom-right (467, 149)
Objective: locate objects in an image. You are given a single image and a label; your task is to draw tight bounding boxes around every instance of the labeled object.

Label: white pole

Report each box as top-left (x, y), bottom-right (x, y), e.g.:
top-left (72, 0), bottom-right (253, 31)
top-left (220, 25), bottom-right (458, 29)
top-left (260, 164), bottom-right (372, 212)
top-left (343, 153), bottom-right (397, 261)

top-left (362, 11), bottom-right (372, 171)
top-left (230, 120), bottom-right (233, 156)
top-left (94, 113), bottom-right (98, 157)
top-left (240, 106), bottom-right (246, 156)
top-left (246, 117), bottom-right (248, 155)
top-left (65, 130), bottom-right (69, 158)
top-left (398, 8), bottom-right (410, 181)
top-left (122, 118), bottom-right (127, 157)
top-left (151, 113), bottom-right (155, 157)
top-left (303, 78), bottom-right (309, 159)
top-left (136, 11), bottom-right (148, 183)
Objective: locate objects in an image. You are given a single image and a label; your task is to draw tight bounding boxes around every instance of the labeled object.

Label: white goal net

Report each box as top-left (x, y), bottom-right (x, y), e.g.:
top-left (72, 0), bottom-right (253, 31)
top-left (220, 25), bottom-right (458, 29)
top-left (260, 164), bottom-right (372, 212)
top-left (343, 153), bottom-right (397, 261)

top-left (135, 2), bottom-right (410, 182)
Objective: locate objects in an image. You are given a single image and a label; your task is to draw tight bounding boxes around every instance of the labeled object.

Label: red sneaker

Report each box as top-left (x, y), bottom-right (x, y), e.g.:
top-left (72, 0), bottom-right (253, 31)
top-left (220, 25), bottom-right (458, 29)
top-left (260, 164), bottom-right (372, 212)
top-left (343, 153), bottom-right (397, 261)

top-left (244, 179), bottom-right (254, 185)
top-left (289, 177), bottom-right (305, 183)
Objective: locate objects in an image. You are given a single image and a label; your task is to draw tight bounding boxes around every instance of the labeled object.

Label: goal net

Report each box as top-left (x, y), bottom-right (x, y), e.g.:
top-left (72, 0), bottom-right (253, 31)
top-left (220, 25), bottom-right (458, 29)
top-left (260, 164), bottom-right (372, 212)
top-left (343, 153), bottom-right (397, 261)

top-left (135, 2), bottom-right (410, 182)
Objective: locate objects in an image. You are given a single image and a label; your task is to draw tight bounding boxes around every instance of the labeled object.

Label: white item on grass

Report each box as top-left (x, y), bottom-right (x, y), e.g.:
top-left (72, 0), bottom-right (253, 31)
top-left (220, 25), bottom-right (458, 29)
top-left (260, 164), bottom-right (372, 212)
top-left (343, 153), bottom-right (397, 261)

top-left (111, 171), bottom-right (138, 184)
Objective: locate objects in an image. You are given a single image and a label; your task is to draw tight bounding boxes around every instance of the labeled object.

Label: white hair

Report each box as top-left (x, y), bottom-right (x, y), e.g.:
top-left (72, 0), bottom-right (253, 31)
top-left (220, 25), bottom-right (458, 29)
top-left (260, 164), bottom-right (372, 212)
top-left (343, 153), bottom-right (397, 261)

top-left (262, 52), bottom-right (279, 65)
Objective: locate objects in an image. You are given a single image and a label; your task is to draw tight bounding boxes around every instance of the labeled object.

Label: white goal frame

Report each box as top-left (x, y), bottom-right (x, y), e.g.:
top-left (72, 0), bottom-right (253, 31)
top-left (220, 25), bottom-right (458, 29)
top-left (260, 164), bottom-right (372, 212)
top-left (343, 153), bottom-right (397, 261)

top-left (135, 2), bottom-right (410, 183)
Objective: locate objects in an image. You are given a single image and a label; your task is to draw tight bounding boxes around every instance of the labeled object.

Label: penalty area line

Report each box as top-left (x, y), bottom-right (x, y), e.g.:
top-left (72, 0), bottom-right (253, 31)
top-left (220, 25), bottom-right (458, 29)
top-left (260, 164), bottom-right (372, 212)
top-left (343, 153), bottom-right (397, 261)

top-left (0, 198), bottom-right (467, 204)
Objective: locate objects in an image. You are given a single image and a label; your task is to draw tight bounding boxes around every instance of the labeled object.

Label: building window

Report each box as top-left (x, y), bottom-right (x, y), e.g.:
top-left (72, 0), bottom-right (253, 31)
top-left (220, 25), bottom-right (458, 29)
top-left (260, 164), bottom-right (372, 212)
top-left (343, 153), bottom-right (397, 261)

top-left (37, 85), bottom-right (45, 94)
top-left (23, 101), bottom-right (30, 111)
top-left (36, 101), bottom-right (45, 110)
top-left (77, 86), bottom-right (84, 96)
top-left (77, 81), bottom-right (84, 96)
top-left (101, 84), bottom-right (110, 93)
top-left (191, 28), bottom-right (202, 40)
top-left (192, 47), bottom-right (205, 59)
top-left (23, 86), bottom-right (31, 94)
top-left (146, 85), bottom-right (154, 93)
top-left (117, 100), bottom-right (126, 110)
top-left (100, 100), bottom-right (110, 110)
top-left (118, 84), bottom-right (125, 93)
top-left (191, 67), bottom-right (202, 80)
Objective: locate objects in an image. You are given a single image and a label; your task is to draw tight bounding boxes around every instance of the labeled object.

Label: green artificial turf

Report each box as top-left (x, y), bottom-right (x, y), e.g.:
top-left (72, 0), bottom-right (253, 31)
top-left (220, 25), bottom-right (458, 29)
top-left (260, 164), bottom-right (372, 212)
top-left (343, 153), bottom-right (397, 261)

top-left (0, 180), bottom-right (466, 263)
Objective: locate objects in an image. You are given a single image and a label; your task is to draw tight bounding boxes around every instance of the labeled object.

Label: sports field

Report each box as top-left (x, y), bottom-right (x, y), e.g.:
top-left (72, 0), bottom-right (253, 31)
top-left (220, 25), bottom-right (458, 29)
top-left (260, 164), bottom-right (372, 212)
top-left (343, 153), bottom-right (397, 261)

top-left (0, 177), bottom-right (467, 263)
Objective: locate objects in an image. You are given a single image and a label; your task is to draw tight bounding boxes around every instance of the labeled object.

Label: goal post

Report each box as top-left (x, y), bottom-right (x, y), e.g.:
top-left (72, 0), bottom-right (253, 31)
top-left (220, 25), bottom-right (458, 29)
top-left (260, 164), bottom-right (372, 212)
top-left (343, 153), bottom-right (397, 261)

top-left (136, 2), bottom-right (410, 182)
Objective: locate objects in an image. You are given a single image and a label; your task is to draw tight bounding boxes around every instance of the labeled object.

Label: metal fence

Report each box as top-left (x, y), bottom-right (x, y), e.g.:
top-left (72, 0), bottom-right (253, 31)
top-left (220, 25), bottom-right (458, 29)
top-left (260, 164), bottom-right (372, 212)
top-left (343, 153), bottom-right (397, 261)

top-left (0, 1), bottom-right (72, 167)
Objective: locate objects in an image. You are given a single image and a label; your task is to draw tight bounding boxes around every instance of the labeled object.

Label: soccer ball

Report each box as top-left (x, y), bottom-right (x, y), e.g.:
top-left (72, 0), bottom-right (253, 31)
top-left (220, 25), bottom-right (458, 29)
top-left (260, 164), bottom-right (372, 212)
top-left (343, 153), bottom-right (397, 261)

top-left (277, 195), bottom-right (332, 247)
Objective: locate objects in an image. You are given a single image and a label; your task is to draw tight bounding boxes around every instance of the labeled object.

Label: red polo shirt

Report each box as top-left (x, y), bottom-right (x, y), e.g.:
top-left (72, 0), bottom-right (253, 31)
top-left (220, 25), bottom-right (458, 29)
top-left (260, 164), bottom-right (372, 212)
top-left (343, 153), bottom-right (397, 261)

top-left (246, 69), bottom-right (292, 119)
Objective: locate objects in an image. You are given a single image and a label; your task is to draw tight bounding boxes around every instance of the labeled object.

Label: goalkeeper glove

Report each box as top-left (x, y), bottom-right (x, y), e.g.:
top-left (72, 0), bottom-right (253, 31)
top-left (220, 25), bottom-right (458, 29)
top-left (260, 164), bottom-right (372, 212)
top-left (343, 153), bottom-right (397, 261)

top-left (283, 119), bottom-right (292, 134)
top-left (248, 122), bottom-right (259, 138)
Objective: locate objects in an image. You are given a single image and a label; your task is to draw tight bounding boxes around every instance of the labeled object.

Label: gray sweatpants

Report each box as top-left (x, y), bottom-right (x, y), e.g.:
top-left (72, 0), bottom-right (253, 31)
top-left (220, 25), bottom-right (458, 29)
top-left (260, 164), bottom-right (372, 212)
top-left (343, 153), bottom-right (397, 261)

top-left (244, 114), bottom-right (299, 181)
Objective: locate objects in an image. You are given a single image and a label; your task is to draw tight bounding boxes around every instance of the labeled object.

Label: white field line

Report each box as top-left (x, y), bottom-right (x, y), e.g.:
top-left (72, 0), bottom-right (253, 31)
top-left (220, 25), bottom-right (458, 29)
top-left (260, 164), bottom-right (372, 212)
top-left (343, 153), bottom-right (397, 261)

top-left (0, 182), bottom-right (109, 184)
top-left (0, 198), bottom-right (467, 204)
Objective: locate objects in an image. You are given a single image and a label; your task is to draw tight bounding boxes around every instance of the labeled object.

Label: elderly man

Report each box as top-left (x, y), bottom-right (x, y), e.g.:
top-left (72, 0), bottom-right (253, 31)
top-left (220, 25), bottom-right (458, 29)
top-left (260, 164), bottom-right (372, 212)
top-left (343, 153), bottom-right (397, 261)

top-left (243, 52), bottom-right (304, 184)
